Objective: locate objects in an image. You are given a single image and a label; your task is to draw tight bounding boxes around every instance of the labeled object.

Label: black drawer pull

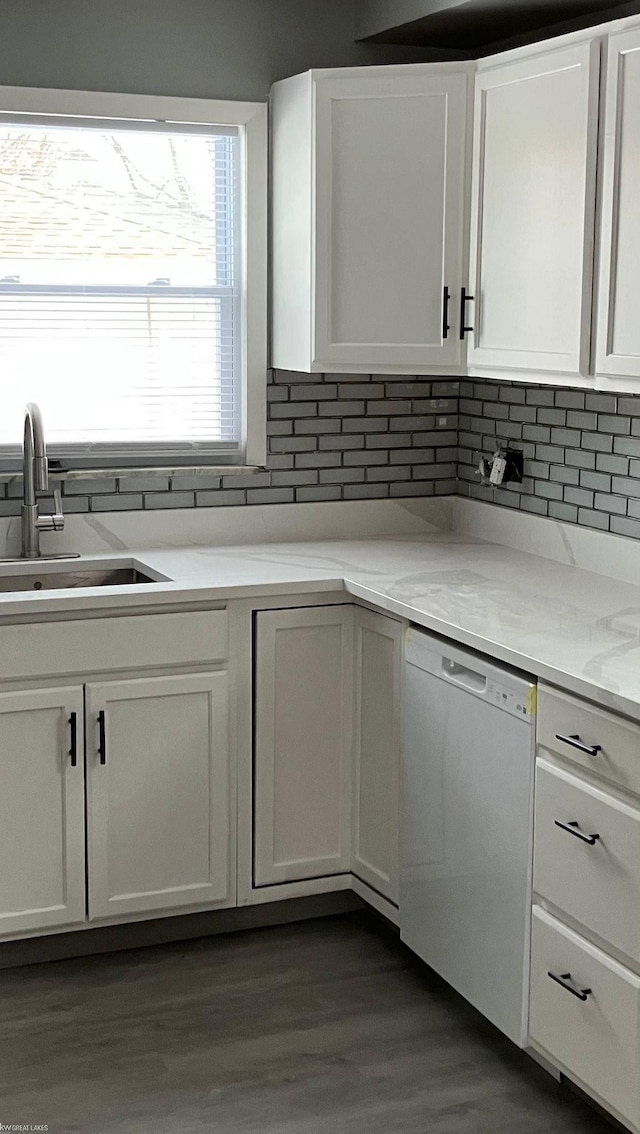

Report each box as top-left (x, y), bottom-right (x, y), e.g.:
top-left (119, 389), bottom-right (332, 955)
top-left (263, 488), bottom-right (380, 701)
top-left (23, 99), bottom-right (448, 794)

top-left (97, 710), bottom-right (107, 765)
top-left (68, 712), bottom-right (78, 768)
top-left (443, 286), bottom-right (451, 339)
top-left (555, 732), bottom-right (602, 757)
top-left (548, 971), bottom-right (592, 1001)
top-left (554, 819), bottom-right (600, 845)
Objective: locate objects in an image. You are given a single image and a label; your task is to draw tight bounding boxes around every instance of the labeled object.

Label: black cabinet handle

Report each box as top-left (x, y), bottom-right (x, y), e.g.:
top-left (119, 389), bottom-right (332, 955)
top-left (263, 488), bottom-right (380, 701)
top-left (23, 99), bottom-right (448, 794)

top-left (554, 819), bottom-right (600, 846)
top-left (443, 286), bottom-right (451, 340)
top-left (459, 286), bottom-right (474, 339)
top-left (97, 710), bottom-right (107, 765)
top-left (548, 971), bottom-right (592, 1001)
top-left (68, 712), bottom-right (78, 768)
top-left (555, 732), bottom-right (602, 757)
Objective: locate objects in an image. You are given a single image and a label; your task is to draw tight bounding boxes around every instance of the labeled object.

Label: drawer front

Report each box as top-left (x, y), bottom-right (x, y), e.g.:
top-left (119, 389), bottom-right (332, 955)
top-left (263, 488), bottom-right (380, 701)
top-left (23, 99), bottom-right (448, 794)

top-left (0, 609), bottom-right (227, 679)
top-left (530, 905), bottom-right (640, 1131)
top-left (538, 682), bottom-right (640, 798)
top-left (534, 758), bottom-right (640, 963)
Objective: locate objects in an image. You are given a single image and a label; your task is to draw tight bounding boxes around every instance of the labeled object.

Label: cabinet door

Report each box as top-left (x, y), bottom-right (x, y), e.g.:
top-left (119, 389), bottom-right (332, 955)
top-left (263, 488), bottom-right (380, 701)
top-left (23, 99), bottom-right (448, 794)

top-left (313, 70), bottom-right (468, 372)
top-left (352, 609), bottom-right (401, 904)
top-left (254, 607), bottom-right (353, 886)
top-left (0, 686), bottom-right (85, 936)
top-left (595, 28), bottom-right (640, 385)
top-left (469, 42), bottom-right (599, 379)
top-left (86, 672), bottom-right (231, 919)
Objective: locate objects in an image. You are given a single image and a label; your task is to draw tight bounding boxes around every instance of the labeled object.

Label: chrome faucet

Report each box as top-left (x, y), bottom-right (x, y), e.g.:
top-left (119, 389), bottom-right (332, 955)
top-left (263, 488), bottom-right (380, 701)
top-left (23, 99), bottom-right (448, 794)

top-left (21, 402), bottom-right (65, 558)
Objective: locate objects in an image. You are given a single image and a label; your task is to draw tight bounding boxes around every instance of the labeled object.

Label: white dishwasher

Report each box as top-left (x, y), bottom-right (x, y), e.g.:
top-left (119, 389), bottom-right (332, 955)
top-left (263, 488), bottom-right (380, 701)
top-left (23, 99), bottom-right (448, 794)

top-left (401, 627), bottom-right (536, 1047)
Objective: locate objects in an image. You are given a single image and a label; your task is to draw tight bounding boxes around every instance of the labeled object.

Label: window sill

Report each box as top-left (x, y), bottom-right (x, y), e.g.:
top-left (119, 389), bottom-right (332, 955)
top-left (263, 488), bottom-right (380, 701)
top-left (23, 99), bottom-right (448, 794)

top-left (0, 465), bottom-right (263, 485)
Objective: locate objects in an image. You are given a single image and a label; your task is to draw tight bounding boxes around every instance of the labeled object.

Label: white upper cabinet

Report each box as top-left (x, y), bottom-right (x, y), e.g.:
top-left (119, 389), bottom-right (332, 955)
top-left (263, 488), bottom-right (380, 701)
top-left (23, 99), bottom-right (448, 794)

top-left (468, 42), bottom-right (600, 383)
top-left (595, 27), bottom-right (640, 387)
top-left (271, 65), bottom-right (471, 374)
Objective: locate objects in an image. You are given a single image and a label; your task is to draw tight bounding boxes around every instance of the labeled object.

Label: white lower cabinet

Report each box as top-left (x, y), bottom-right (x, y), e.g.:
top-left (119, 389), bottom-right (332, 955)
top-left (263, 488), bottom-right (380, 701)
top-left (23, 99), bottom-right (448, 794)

top-left (530, 906), bottom-right (640, 1132)
top-left (253, 606), bottom-right (354, 886)
top-left (251, 602), bottom-right (403, 907)
top-left (0, 605), bottom-right (234, 940)
top-left (352, 609), bottom-right (401, 904)
top-left (533, 684), bottom-right (640, 1132)
top-left (86, 672), bottom-right (231, 919)
top-left (0, 686), bottom-right (86, 936)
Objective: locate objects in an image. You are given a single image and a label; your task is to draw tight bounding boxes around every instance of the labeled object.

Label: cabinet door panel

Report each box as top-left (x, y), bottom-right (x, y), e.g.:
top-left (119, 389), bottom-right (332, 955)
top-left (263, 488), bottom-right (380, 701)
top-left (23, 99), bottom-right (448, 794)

top-left (352, 609), bottom-right (401, 903)
top-left (87, 672), bottom-right (231, 919)
top-left (596, 28), bottom-right (640, 383)
top-left (254, 607), bottom-right (353, 886)
top-left (0, 687), bottom-right (85, 936)
top-left (313, 71), bottom-right (468, 370)
top-left (469, 43), bottom-right (599, 378)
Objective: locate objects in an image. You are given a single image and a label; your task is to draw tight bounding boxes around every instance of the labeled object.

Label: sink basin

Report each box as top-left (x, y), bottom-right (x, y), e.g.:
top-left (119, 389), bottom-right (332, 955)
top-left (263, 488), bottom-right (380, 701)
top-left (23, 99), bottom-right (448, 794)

top-left (0, 567), bottom-right (157, 593)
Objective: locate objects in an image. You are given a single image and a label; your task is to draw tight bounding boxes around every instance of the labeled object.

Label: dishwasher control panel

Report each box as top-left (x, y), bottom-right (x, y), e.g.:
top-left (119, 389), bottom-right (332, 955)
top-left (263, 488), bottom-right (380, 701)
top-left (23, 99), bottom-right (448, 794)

top-left (487, 679), bottom-right (534, 720)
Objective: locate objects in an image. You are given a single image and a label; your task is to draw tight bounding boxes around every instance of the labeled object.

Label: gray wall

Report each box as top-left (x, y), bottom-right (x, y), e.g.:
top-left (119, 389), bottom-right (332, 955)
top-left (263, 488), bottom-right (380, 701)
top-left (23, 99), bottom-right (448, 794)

top-left (0, 0), bottom-right (435, 101)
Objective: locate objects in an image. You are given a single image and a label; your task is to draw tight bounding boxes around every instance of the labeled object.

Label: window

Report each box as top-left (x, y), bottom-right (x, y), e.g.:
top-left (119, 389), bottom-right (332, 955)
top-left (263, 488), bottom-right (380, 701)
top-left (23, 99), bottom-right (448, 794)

top-left (0, 88), bottom-right (267, 469)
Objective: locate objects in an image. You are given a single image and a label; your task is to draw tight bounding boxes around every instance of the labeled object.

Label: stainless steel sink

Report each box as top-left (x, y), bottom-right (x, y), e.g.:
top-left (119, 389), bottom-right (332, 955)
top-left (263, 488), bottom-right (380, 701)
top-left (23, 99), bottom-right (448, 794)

top-left (0, 567), bottom-right (157, 593)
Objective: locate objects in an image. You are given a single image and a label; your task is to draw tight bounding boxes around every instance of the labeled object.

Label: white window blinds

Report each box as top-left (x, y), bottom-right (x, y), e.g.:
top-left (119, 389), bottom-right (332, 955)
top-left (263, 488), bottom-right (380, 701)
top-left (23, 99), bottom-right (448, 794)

top-left (0, 118), bottom-right (242, 463)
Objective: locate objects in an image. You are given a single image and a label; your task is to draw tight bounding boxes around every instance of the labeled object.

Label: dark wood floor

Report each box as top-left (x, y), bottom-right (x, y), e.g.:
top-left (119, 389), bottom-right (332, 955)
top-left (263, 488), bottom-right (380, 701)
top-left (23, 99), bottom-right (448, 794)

top-left (0, 912), bottom-right (614, 1134)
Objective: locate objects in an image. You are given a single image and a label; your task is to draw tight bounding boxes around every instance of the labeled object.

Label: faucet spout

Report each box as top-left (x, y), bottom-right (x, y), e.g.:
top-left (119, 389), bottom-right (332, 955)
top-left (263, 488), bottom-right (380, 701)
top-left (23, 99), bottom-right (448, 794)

top-left (23, 402), bottom-right (48, 506)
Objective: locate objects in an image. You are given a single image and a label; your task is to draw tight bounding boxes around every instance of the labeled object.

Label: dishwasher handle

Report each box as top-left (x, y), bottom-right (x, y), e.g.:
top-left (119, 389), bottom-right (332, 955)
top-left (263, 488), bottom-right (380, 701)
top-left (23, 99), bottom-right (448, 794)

top-left (441, 656), bottom-right (487, 693)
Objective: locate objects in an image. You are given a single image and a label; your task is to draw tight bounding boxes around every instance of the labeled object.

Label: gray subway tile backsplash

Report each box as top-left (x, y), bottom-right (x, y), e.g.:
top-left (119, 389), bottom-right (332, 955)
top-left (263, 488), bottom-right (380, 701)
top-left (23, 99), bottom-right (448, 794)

top-left (246, 487), bottom-right (295, 505)
top-left (166, 370), bottom-right (457, 509)
top-left (296, 485), bottom-right (342, 502)
top-left (195, 490), bottom-right (246, 507)
top-left (144, 492), bottom-right (195, 509)
top-left (5, 370), bottom-right (634, 540)
top-left (91, 494), bottom-right (145, 511)
top-left (457, 377), bottom-right (640, 539)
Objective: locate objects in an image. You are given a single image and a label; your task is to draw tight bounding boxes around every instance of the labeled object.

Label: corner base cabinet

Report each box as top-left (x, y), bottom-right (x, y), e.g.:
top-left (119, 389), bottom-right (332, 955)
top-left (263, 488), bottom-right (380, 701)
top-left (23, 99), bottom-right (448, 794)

top-left (253, 606), bottom-right (354, 886)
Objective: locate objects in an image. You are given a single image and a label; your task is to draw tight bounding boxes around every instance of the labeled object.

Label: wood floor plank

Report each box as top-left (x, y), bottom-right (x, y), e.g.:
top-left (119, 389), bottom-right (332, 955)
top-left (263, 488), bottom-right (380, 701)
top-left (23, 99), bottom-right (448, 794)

top-left (0, 913), bottom-right (614, 1133)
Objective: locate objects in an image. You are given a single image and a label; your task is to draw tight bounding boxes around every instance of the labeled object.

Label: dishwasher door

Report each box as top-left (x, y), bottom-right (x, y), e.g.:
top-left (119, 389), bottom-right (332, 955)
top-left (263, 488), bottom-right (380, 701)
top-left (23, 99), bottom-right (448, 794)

top-left (400, 629), bottom-right (536, 1047)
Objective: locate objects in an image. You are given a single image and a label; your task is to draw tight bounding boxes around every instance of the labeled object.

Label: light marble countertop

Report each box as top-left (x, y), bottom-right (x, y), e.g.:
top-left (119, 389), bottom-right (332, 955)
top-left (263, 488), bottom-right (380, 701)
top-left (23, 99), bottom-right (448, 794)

top-left (0, 518), bottom-right (639, 721)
